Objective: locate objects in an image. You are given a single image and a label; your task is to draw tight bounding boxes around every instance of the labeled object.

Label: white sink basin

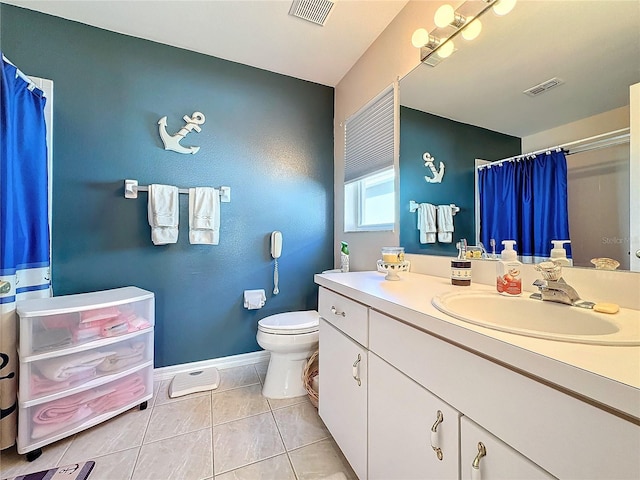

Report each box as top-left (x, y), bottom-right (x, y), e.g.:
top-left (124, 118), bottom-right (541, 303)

top-left (431, 291), bottom-right (640, 346)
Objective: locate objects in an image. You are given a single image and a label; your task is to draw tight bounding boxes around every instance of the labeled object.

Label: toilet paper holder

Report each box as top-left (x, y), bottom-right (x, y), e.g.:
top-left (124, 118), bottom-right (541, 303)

top-left (244, 289), bottom-right (266, 310)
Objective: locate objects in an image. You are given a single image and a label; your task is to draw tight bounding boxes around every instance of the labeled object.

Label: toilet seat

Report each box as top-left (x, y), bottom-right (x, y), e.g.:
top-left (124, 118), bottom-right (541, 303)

top-left (258, 310), bottom-right (319, 335)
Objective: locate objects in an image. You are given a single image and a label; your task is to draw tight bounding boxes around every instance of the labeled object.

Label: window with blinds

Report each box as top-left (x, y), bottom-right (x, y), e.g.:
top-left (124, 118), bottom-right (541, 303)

top-left (344, 85), bottom-right (396, 232)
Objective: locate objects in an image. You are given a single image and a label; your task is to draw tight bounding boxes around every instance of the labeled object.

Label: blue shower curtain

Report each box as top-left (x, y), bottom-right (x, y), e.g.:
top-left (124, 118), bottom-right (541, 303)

top-left (0, 54), bottom-right (51, 449)
top-left (478, 150), bottom-right (571, 263)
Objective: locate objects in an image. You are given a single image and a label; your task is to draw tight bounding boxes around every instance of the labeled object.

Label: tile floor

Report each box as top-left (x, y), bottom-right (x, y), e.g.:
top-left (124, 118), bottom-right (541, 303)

top-left (0, 361), bottom-right (356, 480)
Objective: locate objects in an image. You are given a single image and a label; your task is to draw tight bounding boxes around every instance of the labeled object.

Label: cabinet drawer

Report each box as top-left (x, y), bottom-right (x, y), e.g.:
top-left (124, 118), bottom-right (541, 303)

top-left (369, 310), bottom-right (640, 479)
top-left (17, 287), bottom-right (154, 356)
top-left (318, 287), bottom-right (368, 347)
top-left (461, 416), bottom-right (554, 479)
top-left (19, 330), bottom-right (154, 402)
top-left (17, 365), bottom-right (153, 453)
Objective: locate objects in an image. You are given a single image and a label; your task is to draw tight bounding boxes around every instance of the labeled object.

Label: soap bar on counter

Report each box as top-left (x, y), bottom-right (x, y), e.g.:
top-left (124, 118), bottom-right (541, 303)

top-left (593, 302), bottom-right (620, 314)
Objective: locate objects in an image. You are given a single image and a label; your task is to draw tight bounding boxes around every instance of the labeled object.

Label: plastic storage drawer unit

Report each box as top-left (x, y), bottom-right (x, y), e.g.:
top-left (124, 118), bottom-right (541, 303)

top-left (16, 286), bottom-right (155, 461)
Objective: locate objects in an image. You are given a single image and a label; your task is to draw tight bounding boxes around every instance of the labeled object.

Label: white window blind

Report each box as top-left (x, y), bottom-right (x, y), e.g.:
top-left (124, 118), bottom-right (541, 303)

top-left (344, 85), bottom-right (395, 183)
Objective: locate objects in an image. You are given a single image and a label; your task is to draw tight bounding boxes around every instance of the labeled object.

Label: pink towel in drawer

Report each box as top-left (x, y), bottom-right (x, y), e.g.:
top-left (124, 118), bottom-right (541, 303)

top-left (80, 307), bottom-right (120, 323)
top-left (89, 374), bottom-right (146, 414)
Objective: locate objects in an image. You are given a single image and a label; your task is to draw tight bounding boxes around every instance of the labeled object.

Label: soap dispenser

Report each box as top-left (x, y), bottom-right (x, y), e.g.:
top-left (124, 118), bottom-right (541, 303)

top-left (550, 240), bottom-right (572, 266)
top-left (496, 240), bottom-right (522, 296)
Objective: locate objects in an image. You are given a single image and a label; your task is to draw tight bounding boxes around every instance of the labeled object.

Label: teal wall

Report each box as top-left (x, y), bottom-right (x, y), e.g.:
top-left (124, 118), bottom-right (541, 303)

top-left (1, 5), bottom-right (334, 367)
top-left (400, 106), bottom-right (520, 256)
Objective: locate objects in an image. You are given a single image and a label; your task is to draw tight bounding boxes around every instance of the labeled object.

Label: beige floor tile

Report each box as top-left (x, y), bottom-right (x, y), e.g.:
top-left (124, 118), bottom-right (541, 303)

top-left (213, 412), bottom-right (285, 475)
top-left (272, 402), bottom-right (330, 450)
top-left (0, 437), bottom-right (73, 479)
top-left (143, 395), bottom-right (211, 444)
top-left (289, 439), bottom-right (357, 480)
top-left (153, 379), bottom-right (210, 406)
top-left (132, 429), bottom-right (213, 480)
top-left (267, 394), bottom-right (310, 411)
top-left (79, 448), bottom-right (139, 480)
top-left (215, 454), bottom-right (296, 480)
top-left (254, 361), bottom-right (269, 385)
top-left (211, 384), bottom-right (269, 425)
top-left (60, 406), bottom-right (151, 463)
top-left (217, 366), bottom-right (260, 392)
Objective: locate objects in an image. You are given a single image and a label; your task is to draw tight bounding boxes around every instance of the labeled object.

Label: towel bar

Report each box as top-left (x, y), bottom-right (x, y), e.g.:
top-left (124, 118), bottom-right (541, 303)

top-left (409, 200), bottom-right (459, 215)
top-left (124, 179), bottom-right (231, 202)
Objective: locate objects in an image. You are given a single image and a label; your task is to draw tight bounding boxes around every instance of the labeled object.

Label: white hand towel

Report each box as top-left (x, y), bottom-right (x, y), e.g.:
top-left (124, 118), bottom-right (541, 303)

top-left (417, 203), bottom-right (436, 244)
top-left (147, 184), bottom-right (179, 245)
top-left (437, 205), bottom-right (454, 243)
top-left (189, 187), bottom-right (220, 245)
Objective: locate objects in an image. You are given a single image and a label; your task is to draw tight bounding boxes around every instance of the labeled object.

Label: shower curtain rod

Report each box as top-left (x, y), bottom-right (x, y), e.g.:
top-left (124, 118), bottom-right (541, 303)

top-left (477, 127), bottom-right (631, 169)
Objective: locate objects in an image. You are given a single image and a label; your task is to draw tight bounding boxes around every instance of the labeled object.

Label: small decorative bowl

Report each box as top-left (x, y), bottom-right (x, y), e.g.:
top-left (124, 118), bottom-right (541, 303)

top-left (590, 257), bottom-right (620, 270)
top-left (377, 259), bottom-right (410, 281)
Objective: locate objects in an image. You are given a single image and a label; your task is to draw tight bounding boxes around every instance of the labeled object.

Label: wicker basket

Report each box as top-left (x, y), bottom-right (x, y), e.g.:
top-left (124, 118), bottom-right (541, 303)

top-left (303, 349), bottom-right (319, 408)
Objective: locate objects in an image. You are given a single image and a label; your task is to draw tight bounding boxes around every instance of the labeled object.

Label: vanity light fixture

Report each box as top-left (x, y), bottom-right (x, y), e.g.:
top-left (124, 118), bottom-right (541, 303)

top-left (413, 0), bottom-right (516, 66)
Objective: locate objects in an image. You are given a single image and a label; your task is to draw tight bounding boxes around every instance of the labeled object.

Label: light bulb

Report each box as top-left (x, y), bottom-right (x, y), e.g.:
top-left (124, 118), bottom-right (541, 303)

top-left (437, 40), bottom-right (455, 58)
top-left (493, 0), bottom-right (517, 16)
top-left (434, 4), bottom-right (455, 28)
top-left (461, 18), bottom-right (482, 40)
top-left (411, 28), bottom-right (429, 48)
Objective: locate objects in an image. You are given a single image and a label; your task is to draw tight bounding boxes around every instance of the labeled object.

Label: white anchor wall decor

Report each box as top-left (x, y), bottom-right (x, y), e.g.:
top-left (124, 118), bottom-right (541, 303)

top-left (158, 111), bottom-right (206, 154)
top-left (423, 152), bottom-right (445, 183)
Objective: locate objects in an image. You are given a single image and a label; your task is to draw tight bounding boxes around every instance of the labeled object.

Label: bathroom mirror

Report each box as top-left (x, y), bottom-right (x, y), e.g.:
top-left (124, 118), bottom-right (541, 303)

top-left (399, 0), bottom-right (639, 270)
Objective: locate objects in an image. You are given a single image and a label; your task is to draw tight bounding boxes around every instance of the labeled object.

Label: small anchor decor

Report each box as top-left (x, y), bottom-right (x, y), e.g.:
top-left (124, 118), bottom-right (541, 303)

top-left (158, 111), bottom-right (206, 154)
top-left (423, 152), bottom-right (445, 183)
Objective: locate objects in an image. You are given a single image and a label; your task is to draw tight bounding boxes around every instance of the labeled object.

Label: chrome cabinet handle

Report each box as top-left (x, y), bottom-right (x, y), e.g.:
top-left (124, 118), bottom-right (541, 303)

top-left (352, 354), bottom-right (361, 386)
top-left (471, 442), bottom-right (487, 480)
top-left (330, 306), bottom-right (346, 317)
top-left (429, 410), bottom-right (444, 460)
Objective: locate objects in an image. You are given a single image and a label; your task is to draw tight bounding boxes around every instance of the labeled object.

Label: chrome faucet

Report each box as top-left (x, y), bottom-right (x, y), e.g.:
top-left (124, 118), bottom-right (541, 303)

top-left (530, 279), bottom-right (594, 309)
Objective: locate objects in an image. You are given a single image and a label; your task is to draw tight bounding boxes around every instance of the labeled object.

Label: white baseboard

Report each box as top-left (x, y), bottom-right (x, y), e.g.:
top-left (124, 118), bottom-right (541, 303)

top-left (153, 350), bottom-right (271, 382)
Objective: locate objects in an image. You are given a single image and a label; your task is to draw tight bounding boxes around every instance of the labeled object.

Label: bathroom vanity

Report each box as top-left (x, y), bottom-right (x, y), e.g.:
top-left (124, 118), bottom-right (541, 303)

top-left (315, 271), bottom-right (640, 480)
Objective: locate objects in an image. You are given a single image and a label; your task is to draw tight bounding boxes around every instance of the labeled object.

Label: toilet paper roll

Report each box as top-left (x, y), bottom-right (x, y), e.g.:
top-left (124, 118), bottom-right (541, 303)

top-left (244, 289), bottom-right (266, 310)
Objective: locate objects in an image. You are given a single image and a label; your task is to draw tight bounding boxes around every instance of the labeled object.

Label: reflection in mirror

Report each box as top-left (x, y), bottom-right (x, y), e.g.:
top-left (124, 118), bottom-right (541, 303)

top-left (399, 1), bottom-right (639, 271)
top-left (344, 85), bottom-right (396, 232)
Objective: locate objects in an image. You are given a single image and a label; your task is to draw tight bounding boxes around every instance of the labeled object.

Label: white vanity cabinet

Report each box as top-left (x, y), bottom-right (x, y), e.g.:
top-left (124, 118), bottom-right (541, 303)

top-left (460, 416), bottom-right (554, 480)
top-left (316, 280), bottom-right (640, 480)
top-left (368, 353), bottom-right (461, 480)
top-left (318, 288), bottom-right (369, 480)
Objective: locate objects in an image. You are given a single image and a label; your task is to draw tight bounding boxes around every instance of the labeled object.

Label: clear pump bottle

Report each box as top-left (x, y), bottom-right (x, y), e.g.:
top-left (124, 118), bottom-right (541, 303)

top-left (496, 240), bottom-right (522, 296)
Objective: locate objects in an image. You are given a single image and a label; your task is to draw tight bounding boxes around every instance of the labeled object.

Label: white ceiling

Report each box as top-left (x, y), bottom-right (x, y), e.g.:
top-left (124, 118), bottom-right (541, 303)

top-left (400, 0), bottom-right (640, 137)
top-left (3, 0), bottom-right (409, 87)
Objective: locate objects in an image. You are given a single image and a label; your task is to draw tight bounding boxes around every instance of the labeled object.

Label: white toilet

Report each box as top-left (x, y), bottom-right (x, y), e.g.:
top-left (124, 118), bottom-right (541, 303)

top-left (256, 310), bottom-right (319, 399)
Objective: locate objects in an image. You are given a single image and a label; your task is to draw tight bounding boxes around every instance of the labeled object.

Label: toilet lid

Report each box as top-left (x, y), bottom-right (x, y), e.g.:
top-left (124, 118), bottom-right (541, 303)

top-left (258, 310), bottom-right (319, 335)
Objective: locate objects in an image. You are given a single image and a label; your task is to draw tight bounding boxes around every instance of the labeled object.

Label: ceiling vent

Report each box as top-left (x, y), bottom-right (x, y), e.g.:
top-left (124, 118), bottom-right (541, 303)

top-left (289, 0), bottom-right (335, 26)
top-left (523, 77), bottom-right (565, 97)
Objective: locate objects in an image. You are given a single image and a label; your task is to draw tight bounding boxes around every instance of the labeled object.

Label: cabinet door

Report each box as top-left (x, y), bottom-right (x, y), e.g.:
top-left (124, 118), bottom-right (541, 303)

top-left (461, 416), bottom-right (555, 480)
top-left (319, 318), bottom-right (367, 480)
top-left (368, 353), bottom-right (460, 480)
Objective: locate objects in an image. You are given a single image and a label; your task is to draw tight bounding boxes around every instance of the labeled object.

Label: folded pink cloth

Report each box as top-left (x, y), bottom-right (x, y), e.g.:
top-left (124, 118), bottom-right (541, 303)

top-left (80, 307), bottom-right (120, 323)
top-left (32, 387), bottom-right (114, 425)
top-left (89, 375), bottom-right (146, 414)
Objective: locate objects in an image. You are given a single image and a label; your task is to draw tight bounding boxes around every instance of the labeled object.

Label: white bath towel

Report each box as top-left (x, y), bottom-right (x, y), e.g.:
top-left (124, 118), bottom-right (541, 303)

top-left (147, 184), bottom-right (179, 245)
top-left (417, 203), bottom-right (436, 244)
top-left (189, 187), bottom-right (220, 245)
top-left (437, 204), bottom-right (455, 243)
top-left (37, 350), bottom-right (117, 382)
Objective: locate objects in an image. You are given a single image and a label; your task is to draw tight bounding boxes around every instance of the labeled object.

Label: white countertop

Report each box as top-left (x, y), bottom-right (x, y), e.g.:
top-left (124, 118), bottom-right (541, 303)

top-left (315, 271), bottom-right (640, 421)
